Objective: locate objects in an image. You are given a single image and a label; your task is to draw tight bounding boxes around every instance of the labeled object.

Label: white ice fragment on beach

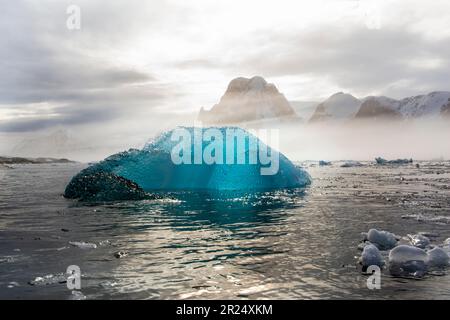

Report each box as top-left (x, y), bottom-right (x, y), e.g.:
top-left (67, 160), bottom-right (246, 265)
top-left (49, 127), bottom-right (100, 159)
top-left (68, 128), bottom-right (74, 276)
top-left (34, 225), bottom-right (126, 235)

top-left (360, 244), bottom-right (384, 268)
top-left (28, 273), bottom-right (68, 286)
top-left (367, 229), bottom-right (397, 250)
top-left (69, 241), bottom-right (97, 249)
top-left (407, 234), bottom-right (431, 249)
top-left (388, 245), bottom-right (428, 278)
top-left (69, 290), bottom-right (86, 300)
top-left (427, 247), bottom-right (450, 268)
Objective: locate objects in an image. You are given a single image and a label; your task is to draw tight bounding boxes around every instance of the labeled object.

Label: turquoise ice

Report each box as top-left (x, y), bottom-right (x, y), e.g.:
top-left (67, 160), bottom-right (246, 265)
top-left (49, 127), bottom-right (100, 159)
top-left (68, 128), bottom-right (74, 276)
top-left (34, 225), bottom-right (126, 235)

top-left (64, 127), bottom-right (311, 200)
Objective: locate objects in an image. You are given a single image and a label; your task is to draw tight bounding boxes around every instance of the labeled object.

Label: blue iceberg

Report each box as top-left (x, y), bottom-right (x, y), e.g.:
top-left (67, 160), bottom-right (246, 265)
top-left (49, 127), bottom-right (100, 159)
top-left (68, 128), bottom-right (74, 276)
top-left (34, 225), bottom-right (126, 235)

top-left (64, 127), bottom-right (311, 201)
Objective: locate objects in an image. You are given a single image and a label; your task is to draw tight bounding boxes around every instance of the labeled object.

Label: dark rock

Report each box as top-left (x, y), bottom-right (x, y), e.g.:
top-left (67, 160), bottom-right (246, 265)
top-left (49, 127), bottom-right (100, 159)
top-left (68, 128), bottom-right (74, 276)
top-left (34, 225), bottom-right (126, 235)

top-left (64, 170), bottom-right (150, 201)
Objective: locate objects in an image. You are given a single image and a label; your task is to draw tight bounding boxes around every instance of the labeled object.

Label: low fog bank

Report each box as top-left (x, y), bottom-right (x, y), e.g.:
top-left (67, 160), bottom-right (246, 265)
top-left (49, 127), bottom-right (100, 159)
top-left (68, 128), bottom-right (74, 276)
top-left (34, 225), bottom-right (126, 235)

top-left (1, 117), bottom-right (449, 163)
top-left (276, 119), bottom-right (450, 162)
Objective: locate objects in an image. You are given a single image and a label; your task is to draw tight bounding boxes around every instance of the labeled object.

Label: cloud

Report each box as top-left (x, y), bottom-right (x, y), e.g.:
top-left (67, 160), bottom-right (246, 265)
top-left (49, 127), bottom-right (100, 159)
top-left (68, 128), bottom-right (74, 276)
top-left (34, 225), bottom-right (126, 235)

top-left (0, 0), bottom-right (180, 132)
top-left (1, 0), bottom-right (450, 136)
top-left (228, 23), bottom-right (450, 98)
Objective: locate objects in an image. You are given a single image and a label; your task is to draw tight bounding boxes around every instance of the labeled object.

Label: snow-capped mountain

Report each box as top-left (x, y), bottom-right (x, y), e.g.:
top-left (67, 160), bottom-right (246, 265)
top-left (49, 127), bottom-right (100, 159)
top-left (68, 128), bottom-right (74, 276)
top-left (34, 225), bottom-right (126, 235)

top-left (309, 91), bottom-right (450, 122)
top-left (309, 92), bottom-right (361, 122)
top-left (198, 76), bottom-right (296, 124)
top-left (355, 91), bottom-right (450, 120)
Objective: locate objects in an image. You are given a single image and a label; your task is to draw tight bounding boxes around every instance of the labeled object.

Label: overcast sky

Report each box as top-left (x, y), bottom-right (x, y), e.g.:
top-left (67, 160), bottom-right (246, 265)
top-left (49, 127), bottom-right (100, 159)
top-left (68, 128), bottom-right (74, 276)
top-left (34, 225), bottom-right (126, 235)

top-left (1, 0), bottom-right (450, 134)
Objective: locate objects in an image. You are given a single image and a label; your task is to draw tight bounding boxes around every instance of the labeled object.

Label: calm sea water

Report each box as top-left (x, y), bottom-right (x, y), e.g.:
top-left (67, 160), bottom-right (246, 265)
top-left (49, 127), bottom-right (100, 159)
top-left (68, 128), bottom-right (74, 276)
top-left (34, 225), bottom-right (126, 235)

top-left (0, 161), bottom-right (450, 299)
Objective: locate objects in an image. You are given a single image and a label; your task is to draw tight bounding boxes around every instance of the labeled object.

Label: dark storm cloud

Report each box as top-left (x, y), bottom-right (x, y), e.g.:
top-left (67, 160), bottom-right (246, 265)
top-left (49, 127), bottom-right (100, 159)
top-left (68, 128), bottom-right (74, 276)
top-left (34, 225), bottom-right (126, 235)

top-left (0, 1), bottom-right (176, 132)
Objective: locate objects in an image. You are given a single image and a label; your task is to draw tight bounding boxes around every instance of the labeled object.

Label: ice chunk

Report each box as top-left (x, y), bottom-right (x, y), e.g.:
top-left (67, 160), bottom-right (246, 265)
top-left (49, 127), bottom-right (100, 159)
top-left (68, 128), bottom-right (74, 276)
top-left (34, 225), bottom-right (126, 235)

top-left (408, 234), bottom-right (431, 249)
top-left (367, 229), bottom-right (397, 250)
top-left (69, 241), bottom-right (97, 249)
top-left (360, 244), bottom-right (384, 268)
top-left (427, 247), bottom-right (449, 268)
top-left (64, 127), bottom-right (311, 199)
top-left (28, 273), bottom-right (68, 286)
top-left (340, 161), bottom-right (364, 168)
top-left (388, 245), bottom-right (428, 278)
top-left (375, 157), bottom-right (413, 165)
top-left (319, 160), bottom-right (331, 166)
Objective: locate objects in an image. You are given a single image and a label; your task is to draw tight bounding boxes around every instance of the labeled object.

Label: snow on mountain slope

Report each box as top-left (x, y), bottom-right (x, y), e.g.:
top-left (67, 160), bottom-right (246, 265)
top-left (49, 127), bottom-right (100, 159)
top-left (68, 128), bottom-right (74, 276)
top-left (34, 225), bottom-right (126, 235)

top-left (397, 92), bottom-right (450, 118)
top-left (198, 76), bottom-right (296, 124)
top-left (309, 92), bottom-right (361, 122)
top-left (355, 92), bottom-right (450, 120)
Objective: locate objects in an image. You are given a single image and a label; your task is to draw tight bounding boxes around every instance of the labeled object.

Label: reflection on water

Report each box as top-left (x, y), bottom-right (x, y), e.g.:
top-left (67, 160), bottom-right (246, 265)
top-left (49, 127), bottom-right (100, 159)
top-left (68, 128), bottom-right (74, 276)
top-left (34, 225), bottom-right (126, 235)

top-left (0, 162), bottom-right (450, 299)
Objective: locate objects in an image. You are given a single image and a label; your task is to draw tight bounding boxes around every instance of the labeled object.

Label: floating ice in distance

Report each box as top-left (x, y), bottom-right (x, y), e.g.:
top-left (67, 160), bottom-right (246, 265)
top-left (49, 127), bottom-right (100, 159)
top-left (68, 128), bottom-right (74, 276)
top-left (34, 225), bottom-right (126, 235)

top-left (340, 161), bottom-right (364, 168)
top-left (319, 160), bottom-right (331, 166)
top-left (389, 245), bottom-right (428, 278)
top-left (64, 127), bottom-right (311, 200)
top-left (367, 229), bottom-right (397, 250)
top-left (69, 241), bottom-right (97, 249)
top-left (375, 157), bottom-right (413, 165)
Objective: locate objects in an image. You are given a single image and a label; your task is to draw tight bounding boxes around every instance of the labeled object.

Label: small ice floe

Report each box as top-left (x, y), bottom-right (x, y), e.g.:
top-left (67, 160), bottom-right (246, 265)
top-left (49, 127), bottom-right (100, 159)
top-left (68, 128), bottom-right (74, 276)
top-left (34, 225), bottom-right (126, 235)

top-left (341, 161), bottom-right (364, 168)
top-left (28, 273), bottom-right (68, 286)
top-left (69, 290), bottom-right (86, 300)
top-left (427, 247), bottom-right (450, 268)
top-left (360, 244), bottom-right (384, 269)
top-left (375, 157), bottom-right (413, 165)
top-left (401, 214), bottom-right (450, 225)
top-left (407, 234), bottom-right (431, 249)
top-left (319, 160), bottom-right (331, 166)
top-left (7, 281), bottom-right (20, 288)
top-left (366, 229), bottom-right (397, 250)
top-left (69, 241), bottom-right (97, 249)
top-left (388, 245), bottom-right (428, 278)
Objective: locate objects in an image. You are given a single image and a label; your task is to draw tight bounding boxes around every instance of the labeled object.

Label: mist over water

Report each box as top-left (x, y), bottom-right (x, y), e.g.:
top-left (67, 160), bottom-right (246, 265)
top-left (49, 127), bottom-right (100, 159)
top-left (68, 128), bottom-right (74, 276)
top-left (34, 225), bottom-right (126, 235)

top-left (2, 117), bottom-right (449, 163)
top-left (276, 119), bottom-right (450, 162)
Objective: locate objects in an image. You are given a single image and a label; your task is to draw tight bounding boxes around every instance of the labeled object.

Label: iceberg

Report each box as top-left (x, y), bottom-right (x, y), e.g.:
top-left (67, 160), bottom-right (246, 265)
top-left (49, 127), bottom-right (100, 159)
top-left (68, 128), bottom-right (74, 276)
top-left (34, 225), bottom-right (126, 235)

top-left (375, 157), bottom-right (413, 165)
top-left (64, 127), bottom-right (311, 201)
top-left (319, 160), bottom-right (331, 166)
top-left (340, 161), bottom-right (364, 168)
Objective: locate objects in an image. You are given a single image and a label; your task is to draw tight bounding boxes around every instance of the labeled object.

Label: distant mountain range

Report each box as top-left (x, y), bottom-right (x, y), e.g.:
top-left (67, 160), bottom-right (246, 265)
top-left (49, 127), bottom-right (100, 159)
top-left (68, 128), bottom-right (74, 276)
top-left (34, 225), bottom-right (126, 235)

top-left (198, 76), bottom-right (450, 124)
top-left (310, 91), bottom-right (450, 122)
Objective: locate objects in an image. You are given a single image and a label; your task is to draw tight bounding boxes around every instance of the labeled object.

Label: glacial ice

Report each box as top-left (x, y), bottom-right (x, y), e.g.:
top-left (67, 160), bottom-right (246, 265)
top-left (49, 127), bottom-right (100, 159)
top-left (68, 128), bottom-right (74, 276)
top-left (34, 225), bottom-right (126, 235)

top-left (427, 247), bottom-right (449, 268)
top-left (367, 229), bottom-right (397, 250)
top-left (388, 245), bottom-right (428, 278)
top-left (360, 244), bottom-right (384, 268)
top-left (375, 157), bottom-right (413, 165)
top-left (340, 161), bottom-right (364, 168)
top-left (408, 234), bottom-right (430, 249)
top-left (64, 127), bottom-right (311, 200)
